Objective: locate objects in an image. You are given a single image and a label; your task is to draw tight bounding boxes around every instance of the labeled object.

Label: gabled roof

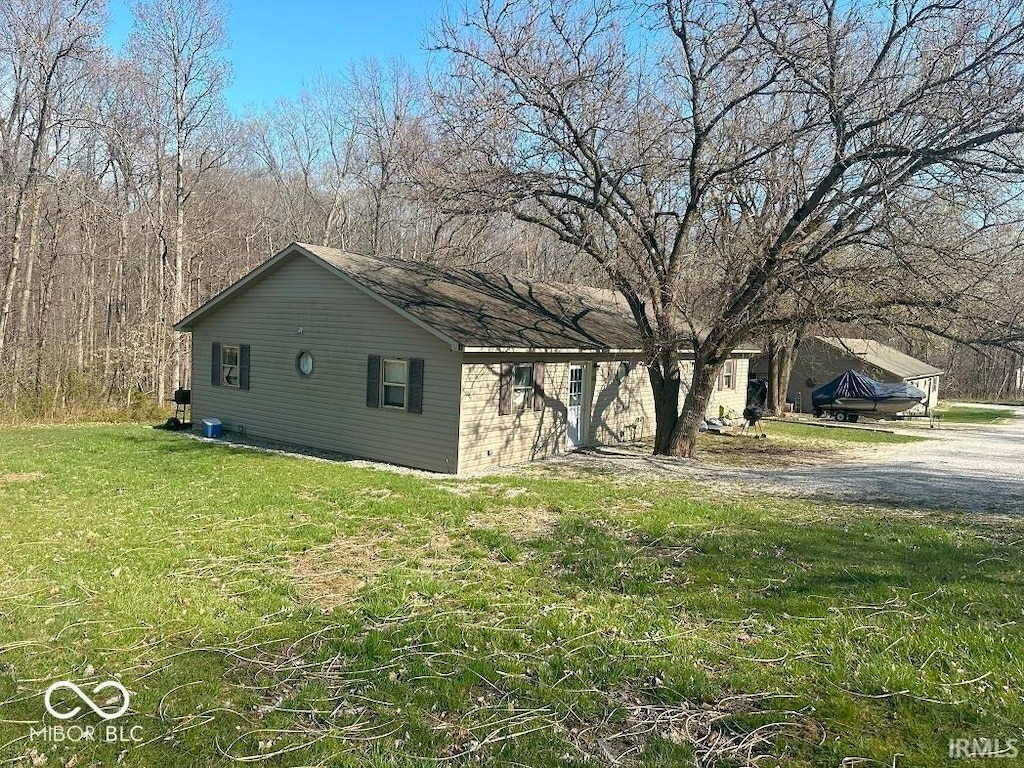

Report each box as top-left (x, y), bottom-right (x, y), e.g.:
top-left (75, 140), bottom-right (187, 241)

top-left (176, 242), bottom-right (758, 355)
top-left (301, 243), bottom-right (644, 351)
top-left (815, 337), bottom-right (944, 379)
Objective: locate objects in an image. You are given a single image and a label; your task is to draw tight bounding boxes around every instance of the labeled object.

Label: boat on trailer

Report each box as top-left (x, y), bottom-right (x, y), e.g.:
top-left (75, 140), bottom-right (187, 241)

top-left (811, 369), bottom-right (926, 423)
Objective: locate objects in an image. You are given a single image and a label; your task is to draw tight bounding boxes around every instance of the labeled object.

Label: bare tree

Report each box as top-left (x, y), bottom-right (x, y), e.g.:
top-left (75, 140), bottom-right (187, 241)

top-left (346, 58), bottom-right (424, 256)
top-left (430, 0), bottom-right (1024, 456)
top-left (129, 0), bottom-right (231, 395)
top-left (0, 0), bottom-right (101, 361)
top-left (248, 73), bottom-right (358, 249)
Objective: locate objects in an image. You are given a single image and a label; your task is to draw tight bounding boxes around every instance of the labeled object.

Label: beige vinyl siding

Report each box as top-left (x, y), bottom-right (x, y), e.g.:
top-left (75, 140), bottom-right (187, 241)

top-left (189, 253), bottom-right (462, 473)
top-left (709, 357), bottom-right (750, 416)
top-left (457, 354), bottom-right (664, 474)
top-left (676, 357), bottom-right (751, 418)
top-left (589, 359), bottom-right (656, 444)
top-left (458, 356), bottom-right (570, 474)
top-left (906, 375), bottom-right (941, 411)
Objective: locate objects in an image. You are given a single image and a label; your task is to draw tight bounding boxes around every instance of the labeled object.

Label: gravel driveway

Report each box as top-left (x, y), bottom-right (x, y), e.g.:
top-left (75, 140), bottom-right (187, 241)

top-left (545, 404), bottom-right (1024, 514)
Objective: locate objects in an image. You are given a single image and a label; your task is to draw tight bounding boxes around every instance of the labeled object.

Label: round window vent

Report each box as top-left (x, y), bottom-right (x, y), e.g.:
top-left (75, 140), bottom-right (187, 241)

top-left (297, 351), bottom-right (314, 376)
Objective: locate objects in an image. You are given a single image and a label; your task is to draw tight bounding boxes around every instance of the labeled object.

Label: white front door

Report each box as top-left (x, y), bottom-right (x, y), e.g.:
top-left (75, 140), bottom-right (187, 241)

top-left (566, 363), bottom-right (587, 448)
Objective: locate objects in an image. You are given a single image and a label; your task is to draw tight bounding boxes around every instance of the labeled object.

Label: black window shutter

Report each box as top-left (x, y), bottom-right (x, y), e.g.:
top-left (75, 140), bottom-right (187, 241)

top-left (498, 362), bottom-right (513, 416)
top-left (211, 342), bottom-right (222, 386)
top-left (407, 358), bottom-right (424, 414)
top-left (533, 361), bottom-right (545, 411)
top-left (239, 345), bottom-right (251, 390)
top-left (366, 355), bottom-right (381, 407)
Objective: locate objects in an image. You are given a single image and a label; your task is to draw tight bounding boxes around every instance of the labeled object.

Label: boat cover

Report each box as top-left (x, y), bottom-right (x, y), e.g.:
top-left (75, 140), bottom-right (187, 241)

top-left (812, 369), bottom-right (926, 408)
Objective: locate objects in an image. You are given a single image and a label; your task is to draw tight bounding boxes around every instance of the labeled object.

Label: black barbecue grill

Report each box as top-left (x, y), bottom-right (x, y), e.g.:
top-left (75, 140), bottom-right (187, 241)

top-left (172, 388), bottom-right (191, 424)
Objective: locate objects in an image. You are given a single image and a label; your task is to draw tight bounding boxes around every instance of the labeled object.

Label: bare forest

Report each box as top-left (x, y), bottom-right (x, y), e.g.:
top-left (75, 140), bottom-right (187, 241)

top-left (1, 0), bottom-right (1022, 439)
top-left (0, 0), bottom-right (581, 422)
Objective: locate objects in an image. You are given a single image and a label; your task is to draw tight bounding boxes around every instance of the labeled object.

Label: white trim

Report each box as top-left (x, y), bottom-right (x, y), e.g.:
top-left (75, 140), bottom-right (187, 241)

top-left (566, 362), bottom-right (590, 449)
top-left (381, 358), bottom-right (408, 409)
top-left (221, 344), bottom-right (240, 389)
top-left (462, 346), bottom-right (762, 356)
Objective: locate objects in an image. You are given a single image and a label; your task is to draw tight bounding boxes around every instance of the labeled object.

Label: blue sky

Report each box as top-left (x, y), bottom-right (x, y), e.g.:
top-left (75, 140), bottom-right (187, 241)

top-left (106, 0), bottom-right (447, 111)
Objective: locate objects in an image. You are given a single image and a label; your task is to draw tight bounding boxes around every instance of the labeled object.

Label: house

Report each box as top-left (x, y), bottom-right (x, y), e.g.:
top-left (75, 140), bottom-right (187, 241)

top-left (752, 336), bottom-right (944, 415)
top-left (174, 242), bottom-right (757, 474)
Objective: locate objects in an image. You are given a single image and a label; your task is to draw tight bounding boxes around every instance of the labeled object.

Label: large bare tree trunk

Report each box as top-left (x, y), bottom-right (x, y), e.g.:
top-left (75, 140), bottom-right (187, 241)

top-left (766, 331), bottom-right (802, 415)
top-left (10, 193), bottom-right (44, 402)
top-left (670, 356), bottom-right (722, 458)
top-left (0, 177), bottom-right (40, 357)
top-left (647, 350), bottom-right (682, 454)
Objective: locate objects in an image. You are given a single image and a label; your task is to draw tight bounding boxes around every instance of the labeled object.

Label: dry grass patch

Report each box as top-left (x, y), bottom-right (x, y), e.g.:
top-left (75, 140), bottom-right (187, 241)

top-left (288, 528), bottom-right (459, 609)
top-left (434, 481), bottom-right (498, 497)
top-left (353, 487), bottom-right (396, 500)
top-left (465, 504), bottom-right (561, 540)
top-left (0, 471), bottom-right (44, 483)
top-left (572, 693), bottom-right (821, 767)
top-left (289, 536), bottom-right (385, 609)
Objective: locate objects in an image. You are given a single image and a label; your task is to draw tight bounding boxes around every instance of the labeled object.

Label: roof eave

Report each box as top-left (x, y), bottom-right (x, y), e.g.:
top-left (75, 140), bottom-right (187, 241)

top-left (173, 246), bottom-right (296, 331)
top-left (461, 345), bottom-right (761, 356)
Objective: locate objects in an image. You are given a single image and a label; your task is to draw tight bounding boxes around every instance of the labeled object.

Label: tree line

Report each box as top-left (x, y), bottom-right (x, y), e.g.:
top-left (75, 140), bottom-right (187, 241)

top-left (1, 0), bottom-right (1022, 449)
top-left (0, 0), bottom-right (574, 421)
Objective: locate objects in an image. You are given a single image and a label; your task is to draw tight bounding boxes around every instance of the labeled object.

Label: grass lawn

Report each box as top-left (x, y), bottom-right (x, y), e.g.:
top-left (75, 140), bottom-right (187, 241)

top-left (695, 419), bottom-right (924, 468)
top-left (935, 405), bottom-right (1016, 424)
top-left (0, 425), bottom-right (1021, 767)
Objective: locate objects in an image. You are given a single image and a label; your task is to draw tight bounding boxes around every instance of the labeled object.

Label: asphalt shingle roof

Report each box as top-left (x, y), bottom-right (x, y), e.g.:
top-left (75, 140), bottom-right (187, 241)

top-left (178, 242), bottom-right (759, 354)
top-left (299, 243), bottom-right (644, 350)
top-left (816, 337), bottom-right (944, 379)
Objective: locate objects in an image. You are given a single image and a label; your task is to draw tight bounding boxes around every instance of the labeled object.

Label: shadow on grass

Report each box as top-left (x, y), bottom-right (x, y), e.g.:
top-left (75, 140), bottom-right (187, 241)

top-left (537, 509), bottom-right (1021, 615)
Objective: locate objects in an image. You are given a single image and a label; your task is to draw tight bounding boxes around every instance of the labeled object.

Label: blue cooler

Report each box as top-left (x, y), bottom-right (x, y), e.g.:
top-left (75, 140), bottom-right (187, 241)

top-left (202, 418), bottom-right (223, 438)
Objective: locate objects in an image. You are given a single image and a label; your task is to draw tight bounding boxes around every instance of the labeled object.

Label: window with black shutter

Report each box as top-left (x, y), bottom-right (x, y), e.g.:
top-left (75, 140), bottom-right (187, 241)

top-left (366, 356), bottom-right (424, 413)
top-left (366, 355), bottom-right (382, 407)
top-left (532, 362), bottom-right (545, 411)
top-left (408, 358), bottom-right (424, 414)
top-left (499, 362), bottom-right (544, 415)
top-left (213, 343), bottom-right (250, 390)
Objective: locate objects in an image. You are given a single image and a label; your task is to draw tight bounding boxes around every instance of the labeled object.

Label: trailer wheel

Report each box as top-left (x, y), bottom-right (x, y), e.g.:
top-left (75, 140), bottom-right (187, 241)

top-left (812, 408), bottom-right (823, 418)
top-left (835, 411), bottom-right (847, 422)
top-left (848, 414), bottom-right (860, 423)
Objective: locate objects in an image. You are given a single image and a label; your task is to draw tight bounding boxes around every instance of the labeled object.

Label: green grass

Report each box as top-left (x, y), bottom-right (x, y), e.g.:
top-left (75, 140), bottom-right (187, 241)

top-left (1, 425), bottom-right (1021, 767)
top-left (696, 419), bottom-right (924, 468)
top-left (934, 405), bottom-right (1016, 424)
top-left (764, 420), bottom-right (922, 443)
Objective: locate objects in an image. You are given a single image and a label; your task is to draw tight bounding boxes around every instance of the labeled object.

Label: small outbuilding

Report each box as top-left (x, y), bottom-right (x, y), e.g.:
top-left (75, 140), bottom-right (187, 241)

top-left (753, 336), bottom-right (943, 415)
top-left (174, 242), bottom-right (757, 473)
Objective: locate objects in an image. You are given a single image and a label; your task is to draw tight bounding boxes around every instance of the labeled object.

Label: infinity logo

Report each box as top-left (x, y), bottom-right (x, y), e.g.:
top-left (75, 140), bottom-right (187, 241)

top-left (44, 680), bottom-right (130, 721)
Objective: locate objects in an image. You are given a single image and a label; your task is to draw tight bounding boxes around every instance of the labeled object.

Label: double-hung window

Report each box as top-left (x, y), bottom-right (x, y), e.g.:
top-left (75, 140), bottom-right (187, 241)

top-left (366, 355), bottom-right (423, 413)
top-left (382, 359), bottom-right (408, 408)
top-left (498, 361), bottom-right (545, 415)
top-left (512, 363), bottom-right (534, 410)
top-left (221, 345), bottom-right (240, 388)
top-left (211, 342), bottom-right (250, 390)
top-left (719, 359), bottom-right (736, 391)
